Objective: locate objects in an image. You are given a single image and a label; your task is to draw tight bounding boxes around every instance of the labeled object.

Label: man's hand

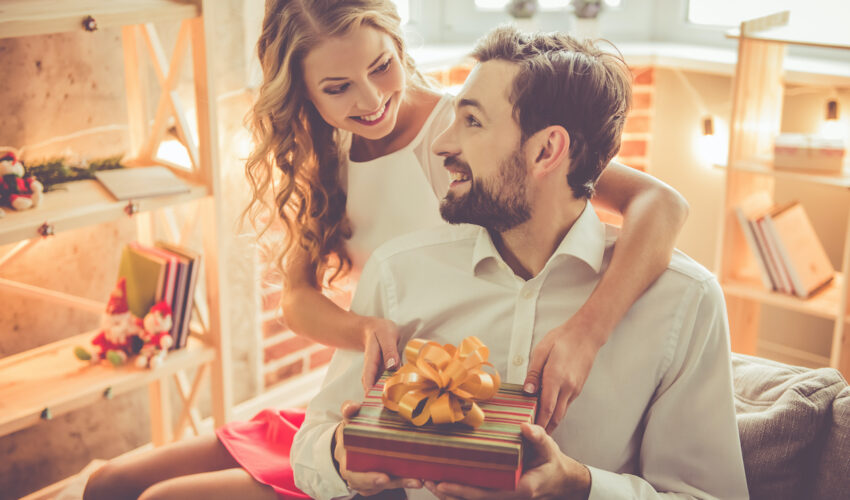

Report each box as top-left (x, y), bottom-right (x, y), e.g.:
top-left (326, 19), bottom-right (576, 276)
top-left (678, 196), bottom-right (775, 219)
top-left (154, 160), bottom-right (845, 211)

top-left (333, 401), bottom-right (422, 496)
top-left (361, 317), bottom-right (401, 392)
top-left (424, 423), bottom-right (591, 500)
top-left (523, 314), bottom-right (605, 434)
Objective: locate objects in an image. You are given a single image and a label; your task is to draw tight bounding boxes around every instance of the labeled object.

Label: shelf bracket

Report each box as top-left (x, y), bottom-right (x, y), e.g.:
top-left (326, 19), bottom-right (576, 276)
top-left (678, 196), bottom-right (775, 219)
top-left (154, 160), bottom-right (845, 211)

top-left (133, 21), bottom-right (199, 170)
top-left (0, 238), bottom-right (40, 270)
top-left (0, 277), bottom-right (104, 313)
top-left (173, 364), bottom-right (208, 439)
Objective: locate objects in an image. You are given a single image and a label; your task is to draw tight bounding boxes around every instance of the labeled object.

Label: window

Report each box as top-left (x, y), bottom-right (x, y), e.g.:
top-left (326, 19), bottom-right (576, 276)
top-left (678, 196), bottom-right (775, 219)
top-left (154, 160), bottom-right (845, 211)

top-left (688, 0), bottom-right (849, 29)
top-left (474, 0), bottom-right (621, 11)
top-left (391, 0), bottom-right (410, 25)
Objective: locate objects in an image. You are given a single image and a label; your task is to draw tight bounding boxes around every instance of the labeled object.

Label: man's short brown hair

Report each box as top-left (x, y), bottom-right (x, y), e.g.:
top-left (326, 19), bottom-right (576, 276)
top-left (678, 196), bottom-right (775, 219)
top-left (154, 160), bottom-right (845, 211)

top-left (471, 26), bottom-right (632, 199)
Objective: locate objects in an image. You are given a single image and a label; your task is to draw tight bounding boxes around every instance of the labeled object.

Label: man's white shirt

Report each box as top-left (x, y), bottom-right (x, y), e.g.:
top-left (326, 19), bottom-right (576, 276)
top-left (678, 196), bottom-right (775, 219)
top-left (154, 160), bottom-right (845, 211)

top-left (291, 202), bottom-right (749, 500)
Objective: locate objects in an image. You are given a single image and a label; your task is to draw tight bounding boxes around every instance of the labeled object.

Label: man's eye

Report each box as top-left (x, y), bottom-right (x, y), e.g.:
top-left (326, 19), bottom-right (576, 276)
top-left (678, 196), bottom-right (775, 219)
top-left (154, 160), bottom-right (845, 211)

top-left (324, 83), bottom-right (350, 95)
top-left (372, 59), bottom-right (392, 74)
top-left (464, 115), bottom-right (481, 127)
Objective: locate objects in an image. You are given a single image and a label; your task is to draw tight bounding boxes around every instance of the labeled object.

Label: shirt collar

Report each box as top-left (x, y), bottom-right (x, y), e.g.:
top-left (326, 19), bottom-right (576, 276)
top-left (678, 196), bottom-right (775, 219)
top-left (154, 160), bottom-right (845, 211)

top-left (471, 200), bottom-right (606, 275)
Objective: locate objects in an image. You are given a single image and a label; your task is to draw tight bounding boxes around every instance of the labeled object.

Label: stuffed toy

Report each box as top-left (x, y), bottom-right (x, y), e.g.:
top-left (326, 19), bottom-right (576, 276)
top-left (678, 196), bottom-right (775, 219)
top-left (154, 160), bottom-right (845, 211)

top-left (135, 301), bottom-right (174, 369)
top-left (0, 150), bottom-right (43, 218)
top-left (75, 277), bottom-right (141, 366)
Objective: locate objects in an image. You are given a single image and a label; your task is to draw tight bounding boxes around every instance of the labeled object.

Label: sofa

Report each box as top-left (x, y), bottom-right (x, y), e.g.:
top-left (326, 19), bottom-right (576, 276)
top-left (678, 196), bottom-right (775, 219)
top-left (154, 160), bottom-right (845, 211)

top-left (733, 353), bottom-right (850, 500)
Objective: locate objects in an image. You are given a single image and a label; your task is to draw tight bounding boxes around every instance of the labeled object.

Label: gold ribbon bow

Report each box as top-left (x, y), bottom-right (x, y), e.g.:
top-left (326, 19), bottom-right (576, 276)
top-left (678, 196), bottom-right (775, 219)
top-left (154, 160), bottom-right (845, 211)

top-left (382, 336), bottom-right (501, 429)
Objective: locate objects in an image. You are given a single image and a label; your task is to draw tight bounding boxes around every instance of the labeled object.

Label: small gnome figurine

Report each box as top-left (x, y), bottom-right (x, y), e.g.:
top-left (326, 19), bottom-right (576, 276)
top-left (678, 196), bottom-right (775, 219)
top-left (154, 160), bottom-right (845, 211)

top-left (136, 301), bottom-right (174, 369)
top-left (0, 150), bottom-right (43, 217)
top-left (75, 278), bottom-right (140, 366)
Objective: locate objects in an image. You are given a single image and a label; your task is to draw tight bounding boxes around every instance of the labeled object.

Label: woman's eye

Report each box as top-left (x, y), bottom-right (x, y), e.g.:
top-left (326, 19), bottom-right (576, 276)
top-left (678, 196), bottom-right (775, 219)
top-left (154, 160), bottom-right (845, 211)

top-left (372, 59), bottom-right (392, 74)
top-left (464, 114), bottom-right (481, 127)
top-left (324, 83), bottom-right (350, 95)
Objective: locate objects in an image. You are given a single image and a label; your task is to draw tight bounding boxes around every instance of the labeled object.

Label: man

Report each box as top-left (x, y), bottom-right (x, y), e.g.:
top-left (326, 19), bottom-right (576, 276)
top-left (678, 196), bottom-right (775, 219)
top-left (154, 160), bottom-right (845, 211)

top-left (291, 26), bottom-right (748, 499)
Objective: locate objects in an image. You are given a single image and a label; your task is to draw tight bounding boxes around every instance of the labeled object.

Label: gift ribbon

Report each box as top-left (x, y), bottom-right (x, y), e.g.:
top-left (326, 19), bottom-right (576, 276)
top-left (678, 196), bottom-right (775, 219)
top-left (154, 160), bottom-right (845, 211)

top-left (382, 336), bottom-right (501, 428)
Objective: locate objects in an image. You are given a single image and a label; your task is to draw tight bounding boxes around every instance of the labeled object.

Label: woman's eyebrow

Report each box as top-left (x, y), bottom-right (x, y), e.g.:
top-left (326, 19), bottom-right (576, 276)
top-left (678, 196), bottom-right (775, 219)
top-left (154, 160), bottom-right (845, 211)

top-left (319, 52), bottom-right (388, 84)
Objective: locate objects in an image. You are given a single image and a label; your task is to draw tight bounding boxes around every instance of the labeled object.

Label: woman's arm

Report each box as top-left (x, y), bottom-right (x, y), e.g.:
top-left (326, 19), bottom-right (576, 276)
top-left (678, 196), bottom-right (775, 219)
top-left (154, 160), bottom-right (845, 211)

top-left (526, 161), bottom-right (689, 433)
top-left (281, 248), bottom-right (401, 390)
top-left (582, 161), bottom-right (689, 334)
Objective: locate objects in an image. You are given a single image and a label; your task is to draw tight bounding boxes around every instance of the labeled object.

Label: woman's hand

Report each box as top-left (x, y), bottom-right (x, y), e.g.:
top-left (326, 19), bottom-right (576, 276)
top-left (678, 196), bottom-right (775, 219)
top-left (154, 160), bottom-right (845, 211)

top-left (361, 316), bottom-right (401, 392)
top-left (523, 311), bottom-right (607, 434)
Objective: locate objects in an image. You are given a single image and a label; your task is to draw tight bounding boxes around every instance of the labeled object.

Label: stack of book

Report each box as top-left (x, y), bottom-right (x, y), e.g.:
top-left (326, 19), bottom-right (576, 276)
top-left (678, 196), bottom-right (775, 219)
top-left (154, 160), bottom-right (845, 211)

top-left (735, 192), bottom-right (834, 298)
top-left (118, 242), bottom-right (201, 349)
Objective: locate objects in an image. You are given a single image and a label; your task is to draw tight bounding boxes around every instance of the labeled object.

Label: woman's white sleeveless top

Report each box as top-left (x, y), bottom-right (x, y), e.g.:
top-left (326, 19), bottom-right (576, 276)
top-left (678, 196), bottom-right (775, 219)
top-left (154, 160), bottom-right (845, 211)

top-left (345, 94), bottom-right (454, 271)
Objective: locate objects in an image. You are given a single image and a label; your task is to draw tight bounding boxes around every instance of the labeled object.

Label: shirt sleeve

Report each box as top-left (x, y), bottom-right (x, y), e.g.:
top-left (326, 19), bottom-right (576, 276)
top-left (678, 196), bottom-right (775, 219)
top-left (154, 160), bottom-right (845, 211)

top-left (290, 255), bottom-right (391, 500)
top-left (587, 277), bottom-right (749, 500)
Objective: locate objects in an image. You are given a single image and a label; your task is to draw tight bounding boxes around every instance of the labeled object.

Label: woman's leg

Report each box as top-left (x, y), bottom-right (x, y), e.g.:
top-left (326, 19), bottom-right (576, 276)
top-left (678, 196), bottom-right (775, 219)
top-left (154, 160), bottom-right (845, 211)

top-left (83, 434), bottom-right (246, 500)
top-left (138, 468), bottom-right (278, 500)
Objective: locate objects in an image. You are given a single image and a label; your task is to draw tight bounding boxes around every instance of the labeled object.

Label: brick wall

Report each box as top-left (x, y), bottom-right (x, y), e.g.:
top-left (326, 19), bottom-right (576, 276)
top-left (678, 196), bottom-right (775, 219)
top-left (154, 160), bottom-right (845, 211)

top-left (259, 269), bottom-right (352, 389)
top-left (617, 66), bottom-right (654, 172)
top-left (258, 65), bottom-right (656, 387)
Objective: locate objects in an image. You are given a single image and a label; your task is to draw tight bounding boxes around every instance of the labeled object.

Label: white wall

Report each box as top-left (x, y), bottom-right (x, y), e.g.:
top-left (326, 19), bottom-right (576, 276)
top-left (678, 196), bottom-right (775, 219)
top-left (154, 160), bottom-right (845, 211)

top-left (649, 67), bottom-right (850, 366)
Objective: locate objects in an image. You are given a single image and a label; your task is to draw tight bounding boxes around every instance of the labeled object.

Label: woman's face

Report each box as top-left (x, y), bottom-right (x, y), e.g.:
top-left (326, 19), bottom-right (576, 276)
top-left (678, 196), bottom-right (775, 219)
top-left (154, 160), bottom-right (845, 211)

top-left (302, 25), bottom-right (406, 140)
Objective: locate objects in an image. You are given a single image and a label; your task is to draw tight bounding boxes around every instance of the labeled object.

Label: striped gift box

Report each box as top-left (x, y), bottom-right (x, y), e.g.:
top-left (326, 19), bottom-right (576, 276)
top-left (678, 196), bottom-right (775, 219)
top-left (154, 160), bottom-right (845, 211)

top-left (344, 374), bottom-right (538, 490)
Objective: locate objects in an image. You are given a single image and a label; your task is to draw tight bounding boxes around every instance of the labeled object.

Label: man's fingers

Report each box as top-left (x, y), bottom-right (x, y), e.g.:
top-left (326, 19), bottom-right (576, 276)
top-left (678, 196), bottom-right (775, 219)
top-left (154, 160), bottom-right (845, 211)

top-left (435, 481), bottom-right (500, 500)
top-left (345, 471), bottom-right (421, 496)
top-left (521, 422), bottom-right (557, 461)
top-left (341, 400), bottom-right (361, 421)
top-left (343, 470), bottom-right (390, 496)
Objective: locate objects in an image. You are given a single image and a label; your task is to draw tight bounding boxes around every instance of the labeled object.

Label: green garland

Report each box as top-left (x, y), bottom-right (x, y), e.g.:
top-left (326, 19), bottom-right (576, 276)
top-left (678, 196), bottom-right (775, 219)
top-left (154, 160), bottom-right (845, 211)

top-left (26, 156), bottom-right (125, 192)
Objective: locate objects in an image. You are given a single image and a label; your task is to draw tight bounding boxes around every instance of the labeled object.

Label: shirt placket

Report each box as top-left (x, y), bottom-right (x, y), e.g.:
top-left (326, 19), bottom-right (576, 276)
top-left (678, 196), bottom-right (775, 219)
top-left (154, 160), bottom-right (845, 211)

top-left (506, 277), bottom-right (539, 384)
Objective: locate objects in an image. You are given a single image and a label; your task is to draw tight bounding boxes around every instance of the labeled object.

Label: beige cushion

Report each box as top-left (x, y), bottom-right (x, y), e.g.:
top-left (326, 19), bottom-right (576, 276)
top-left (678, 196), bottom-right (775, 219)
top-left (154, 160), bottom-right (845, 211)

top-left (732, 353), bottom-right (846, 500)
top-left (813, 385), bottom-right (850, 500)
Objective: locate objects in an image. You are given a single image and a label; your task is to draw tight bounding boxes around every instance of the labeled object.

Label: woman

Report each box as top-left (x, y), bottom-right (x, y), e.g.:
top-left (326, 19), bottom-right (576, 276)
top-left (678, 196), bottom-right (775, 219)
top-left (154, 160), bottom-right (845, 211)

top-left (84, 1), bottom-right (687, 499)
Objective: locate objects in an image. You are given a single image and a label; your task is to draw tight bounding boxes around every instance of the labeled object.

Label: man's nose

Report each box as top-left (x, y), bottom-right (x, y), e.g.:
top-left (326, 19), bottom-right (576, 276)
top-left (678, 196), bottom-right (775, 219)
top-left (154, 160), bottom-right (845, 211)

top-left (431, 121), bottom-right (459, 158)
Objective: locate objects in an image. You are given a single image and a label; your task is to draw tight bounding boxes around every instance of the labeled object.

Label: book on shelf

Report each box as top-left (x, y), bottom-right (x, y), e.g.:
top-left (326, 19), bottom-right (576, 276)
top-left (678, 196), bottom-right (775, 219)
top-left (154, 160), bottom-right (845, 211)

top-left (130, 242), bottom-right (178, 311)
top-left (734, 192), bottom-right (775, 290)
top-left (118, 245), bottom-right (167, 318)
top-left (763, 202), bottom-right (835, 298)
top-left (734, 195), bottom-right (834, 298)
top-left (117, 242), bottom-right (201, 349)
top-left (155, 241), bottom-right (202, 349)
top-left (755, 216), bottom-right (795, 295)
top-left (95, 166), bottom-right (191, 200)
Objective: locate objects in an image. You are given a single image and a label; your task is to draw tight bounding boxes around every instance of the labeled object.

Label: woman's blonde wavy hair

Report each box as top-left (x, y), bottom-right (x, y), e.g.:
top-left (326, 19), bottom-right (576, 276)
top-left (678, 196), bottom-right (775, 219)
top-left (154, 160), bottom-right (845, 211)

top-left (244, 0), bottom-right (430, 289)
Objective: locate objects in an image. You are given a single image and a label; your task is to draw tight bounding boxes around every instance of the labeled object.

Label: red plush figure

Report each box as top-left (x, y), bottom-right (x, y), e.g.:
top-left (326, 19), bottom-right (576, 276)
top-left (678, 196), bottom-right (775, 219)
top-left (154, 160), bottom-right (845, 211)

top-left (0, 150), bottom-right (43, 217)
top-left (136, 300), bottom-right (174, 369)
top-left (75, 278), bottom-right (140, 366)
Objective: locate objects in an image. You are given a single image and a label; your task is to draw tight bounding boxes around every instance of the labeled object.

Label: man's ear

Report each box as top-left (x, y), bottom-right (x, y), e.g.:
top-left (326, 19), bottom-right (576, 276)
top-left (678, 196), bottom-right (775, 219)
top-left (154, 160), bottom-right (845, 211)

top-left (528, 126), bottom-right (570, 179)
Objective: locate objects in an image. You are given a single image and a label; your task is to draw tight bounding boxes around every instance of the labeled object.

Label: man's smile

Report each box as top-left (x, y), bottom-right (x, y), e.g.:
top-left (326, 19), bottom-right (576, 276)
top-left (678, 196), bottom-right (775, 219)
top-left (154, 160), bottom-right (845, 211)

top-left (444, 158), bottom-right (472, 189)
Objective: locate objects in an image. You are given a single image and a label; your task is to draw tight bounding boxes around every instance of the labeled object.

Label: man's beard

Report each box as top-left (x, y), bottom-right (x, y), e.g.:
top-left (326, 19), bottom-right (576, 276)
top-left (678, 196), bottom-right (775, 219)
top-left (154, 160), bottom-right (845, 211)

top-left (439, 150), bottom-right (531, 232)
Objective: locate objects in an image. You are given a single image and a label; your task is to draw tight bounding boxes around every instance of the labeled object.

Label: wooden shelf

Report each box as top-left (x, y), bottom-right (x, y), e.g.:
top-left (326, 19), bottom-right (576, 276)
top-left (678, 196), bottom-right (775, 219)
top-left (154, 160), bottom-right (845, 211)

top-left (0, 177), bottom-right (208, 246)
top-left (726, 24), bottom-right (850, 51)
top-left (0, 0), bottom-right (200, 39)
top-left (722, 160), bottom-right (850, 189)
top-left (721, 273), bottom-right (845, 322)
top-left (0, 330), bottom-right (214, 437)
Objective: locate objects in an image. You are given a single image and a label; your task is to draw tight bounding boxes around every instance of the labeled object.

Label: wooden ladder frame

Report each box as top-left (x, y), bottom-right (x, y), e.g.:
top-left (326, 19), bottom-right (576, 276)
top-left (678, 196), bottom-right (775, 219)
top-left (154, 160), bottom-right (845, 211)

top-left (120, 3), bottom-right (233, 444)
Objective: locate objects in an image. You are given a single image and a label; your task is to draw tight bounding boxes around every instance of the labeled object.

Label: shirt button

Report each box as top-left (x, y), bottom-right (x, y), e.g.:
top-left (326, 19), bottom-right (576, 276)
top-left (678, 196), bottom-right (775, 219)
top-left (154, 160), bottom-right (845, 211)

top-left (522, 289), bottom-right (534, 299)
top-left (513, 354), bottom-right (524, 366)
